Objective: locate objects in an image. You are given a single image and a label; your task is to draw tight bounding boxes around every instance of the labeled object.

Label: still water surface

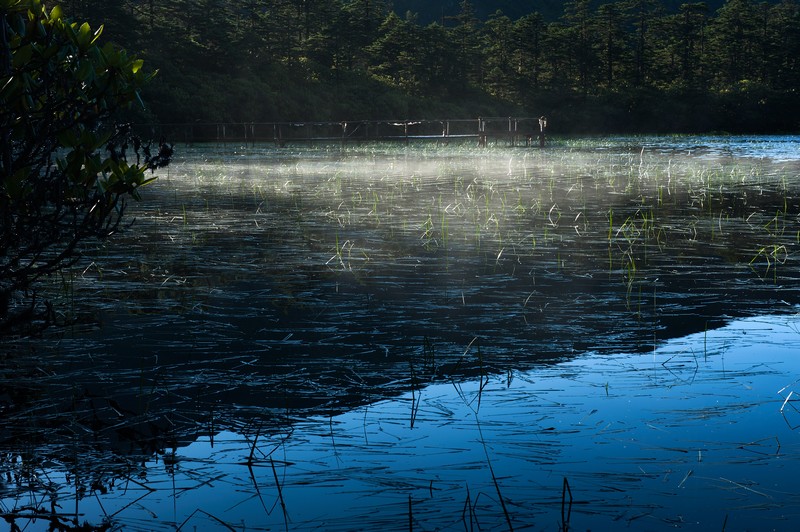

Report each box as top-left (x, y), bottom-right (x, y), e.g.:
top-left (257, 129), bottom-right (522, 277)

top-left (3, 135), bottom-right (800, 530)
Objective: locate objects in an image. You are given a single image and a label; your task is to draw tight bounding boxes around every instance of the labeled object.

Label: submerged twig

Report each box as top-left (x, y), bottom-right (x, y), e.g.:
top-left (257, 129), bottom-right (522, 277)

top-left (176, 508), bottom-right (236, 531)
top-left (677, 469), bottom-right (693, 489)
top-left (476, 414), bottom-right (513, 531)
top-left (718, 477), bottom-right (770, 498)
top-left (780, 390), bottom-right (793, 413)
top-left (409, 361), bottom-right (419, 428)
top-left (461, 484), bottom-right (476, 531)
top-left (561, 477), bottom-right (573, 532)
top-left (247, 461), bottom-right (276, 518)
top-left (271, 457), bottom-right (290, 531)
top-left (408, 494), bottom-right (413, 532)
top-left (248, 426), bottom-right (261, 465)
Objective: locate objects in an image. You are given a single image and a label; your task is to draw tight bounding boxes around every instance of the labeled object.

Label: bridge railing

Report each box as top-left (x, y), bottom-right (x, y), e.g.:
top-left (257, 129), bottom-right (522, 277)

top-left (132, 117), bottom-right (547, 146)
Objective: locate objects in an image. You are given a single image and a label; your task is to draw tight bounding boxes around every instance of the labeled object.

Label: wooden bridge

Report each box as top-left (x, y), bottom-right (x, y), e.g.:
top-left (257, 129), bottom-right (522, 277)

top-left (144, 117), bottom-right (547, 147)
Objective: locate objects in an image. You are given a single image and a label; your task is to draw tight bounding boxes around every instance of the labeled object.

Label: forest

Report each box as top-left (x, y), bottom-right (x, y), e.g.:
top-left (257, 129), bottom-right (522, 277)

top-left (52, 0), bottom-right (800, 133)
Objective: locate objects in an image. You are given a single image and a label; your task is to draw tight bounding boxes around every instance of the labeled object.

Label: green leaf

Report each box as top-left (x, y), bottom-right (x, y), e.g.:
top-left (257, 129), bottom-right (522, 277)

top-left (77, 22), bottom-right (92, 49)
top-left (56, 129), bottom-right (78, 147)
top-left (9, 12), bottom-right (25, 35)
top-left (134, 89), bottom-right (145, 109)
top-left (131, 59), bottom-right (144, 74)
top-left (0, 76), bottom-right (22, 101)
top-left (49, 5), bottom-right (62, 22)
top-left (0, 0), bottom-right (22, 10)
top-left (90, 24), bottom-right (104, 44)
top-left (12, 44), bottom-right (32, 67)
top-left (139, 176), bottom-right (158, 188)
top-left (64, 21), bottom-right (76, 41)
top-left (41, 43), bottom-right (60, 59)
top-left (76, 59), bottom-right (94, 82)
top-left (4, 167), bottom-right (30, 199)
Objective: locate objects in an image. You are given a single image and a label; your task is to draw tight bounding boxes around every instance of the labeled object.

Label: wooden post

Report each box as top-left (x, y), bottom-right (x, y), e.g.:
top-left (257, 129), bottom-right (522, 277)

top-left (513, 118), bottom-right (519, 146)
top-left (276, 124), bottom-right (285, 148)
top-left (478, 118), bottom-right (486, 147)
top-left (538, 116), bottom-right (547, 148)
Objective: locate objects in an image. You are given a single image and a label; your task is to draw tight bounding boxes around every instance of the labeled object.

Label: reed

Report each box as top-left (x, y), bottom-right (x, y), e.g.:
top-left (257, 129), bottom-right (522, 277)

top-left (561, 477), bottom-right (573, 532)
top-left (271, 457), bottom-right (290, 531)
top-left (477, 415), bottom-right (514, 531)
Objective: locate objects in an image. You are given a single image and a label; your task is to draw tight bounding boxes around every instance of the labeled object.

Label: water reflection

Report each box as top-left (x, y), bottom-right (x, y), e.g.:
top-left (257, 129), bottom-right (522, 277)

top-left (4, 313), bottom-right (800, 530)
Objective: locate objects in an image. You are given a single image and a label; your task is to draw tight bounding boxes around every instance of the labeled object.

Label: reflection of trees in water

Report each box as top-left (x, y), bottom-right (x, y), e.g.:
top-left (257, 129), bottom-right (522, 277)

top-left (0, 365), bottom-right (284, 530)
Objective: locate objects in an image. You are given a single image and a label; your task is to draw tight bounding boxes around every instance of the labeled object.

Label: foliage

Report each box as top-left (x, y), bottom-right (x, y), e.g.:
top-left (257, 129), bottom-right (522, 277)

top-left (0, 0), bottom-right (172, 332)
top-left (51, 0), bottom-right (800, 132)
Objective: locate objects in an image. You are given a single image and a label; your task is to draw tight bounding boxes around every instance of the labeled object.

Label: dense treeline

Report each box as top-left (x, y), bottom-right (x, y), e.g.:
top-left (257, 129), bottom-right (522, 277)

top-left (392, 0), bottom-right (731, 24)
top-left (52, 0), bottom-right (800, 132)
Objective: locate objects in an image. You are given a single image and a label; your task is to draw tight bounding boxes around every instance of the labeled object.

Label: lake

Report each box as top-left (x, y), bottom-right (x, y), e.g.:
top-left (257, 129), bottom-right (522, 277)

top-left (2, 135), bottom-right (800, 530)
